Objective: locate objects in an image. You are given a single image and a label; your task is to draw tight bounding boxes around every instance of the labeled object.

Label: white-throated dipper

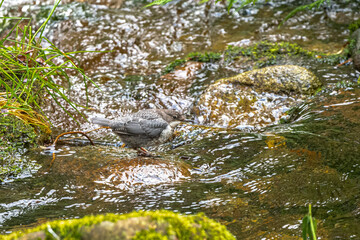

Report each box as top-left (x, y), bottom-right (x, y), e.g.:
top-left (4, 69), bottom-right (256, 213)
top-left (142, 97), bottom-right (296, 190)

top-left (91, 109), bottom-right (186, 155)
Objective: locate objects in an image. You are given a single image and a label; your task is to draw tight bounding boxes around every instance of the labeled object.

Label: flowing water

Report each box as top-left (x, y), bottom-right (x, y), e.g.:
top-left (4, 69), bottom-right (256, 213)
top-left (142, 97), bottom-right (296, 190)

top-left (1, 0), bottom-right (360, 239)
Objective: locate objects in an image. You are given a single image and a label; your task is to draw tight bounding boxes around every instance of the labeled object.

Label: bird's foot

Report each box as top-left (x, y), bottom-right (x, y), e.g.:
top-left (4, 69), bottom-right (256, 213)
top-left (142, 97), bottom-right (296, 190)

top-left (136, 147), bottom-right (161, 158)
top-left (137, 147), bottom-right (151, 157)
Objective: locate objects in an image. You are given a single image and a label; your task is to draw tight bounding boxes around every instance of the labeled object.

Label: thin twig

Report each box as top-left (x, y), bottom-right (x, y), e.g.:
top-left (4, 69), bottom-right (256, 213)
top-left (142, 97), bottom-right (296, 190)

top-left (49, 127), bottom-right (110, 168)
top-left (53, 131), bottom-right (95, 146)
top-left (336, 58), bottom-right (352, 68)
top-left (55, 126), bottom-right (110, 142)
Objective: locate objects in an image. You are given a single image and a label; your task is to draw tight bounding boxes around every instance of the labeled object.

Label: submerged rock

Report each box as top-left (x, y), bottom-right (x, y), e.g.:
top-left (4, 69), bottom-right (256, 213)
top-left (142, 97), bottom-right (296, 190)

top-left (95, 157), bottom-right (191, 191)
top-left (194, 65), bottom-right (321, 130)
top-left (3, 210), bottom-right (235, 240)
top-left (44, 145), bottom-right (191, 191)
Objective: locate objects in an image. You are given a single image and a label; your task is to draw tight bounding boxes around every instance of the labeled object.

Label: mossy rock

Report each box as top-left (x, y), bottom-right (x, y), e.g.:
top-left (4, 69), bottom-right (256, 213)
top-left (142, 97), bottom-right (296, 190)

top-left (1, 210), bottom-right (236, 240)
top-left (163, 41), bottom-right (345, 75)
top-left (349, 19), bottom-right (360, 35)
top-left (194, 65), bottom-right (321, 129)
top-left (349, 29), bottom-right (360, 71)
top-left (45, 144), bottom-right (191, 190)
top-left (218, 65), bottom-right (321, 95)
top-left (0, 115), bottom-right (38, 181)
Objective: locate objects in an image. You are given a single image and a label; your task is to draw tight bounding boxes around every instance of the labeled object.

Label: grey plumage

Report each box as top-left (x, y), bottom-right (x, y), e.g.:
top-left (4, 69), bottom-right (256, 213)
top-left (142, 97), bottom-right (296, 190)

top-left (91, 109), bottom-right (185, 149)
top-left (91, 117), bottom-right (112, 127)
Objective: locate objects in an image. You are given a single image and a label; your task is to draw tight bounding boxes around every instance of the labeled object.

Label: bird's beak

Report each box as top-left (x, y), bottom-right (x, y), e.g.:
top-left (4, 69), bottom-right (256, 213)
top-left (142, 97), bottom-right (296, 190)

top-left (183, 119), bottom-right (193, 123)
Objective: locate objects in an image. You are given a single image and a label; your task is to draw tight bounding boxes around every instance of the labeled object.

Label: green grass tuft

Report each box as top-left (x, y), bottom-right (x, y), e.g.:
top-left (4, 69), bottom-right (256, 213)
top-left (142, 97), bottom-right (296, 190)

top-left (0, 0), bottom-right (97, 130)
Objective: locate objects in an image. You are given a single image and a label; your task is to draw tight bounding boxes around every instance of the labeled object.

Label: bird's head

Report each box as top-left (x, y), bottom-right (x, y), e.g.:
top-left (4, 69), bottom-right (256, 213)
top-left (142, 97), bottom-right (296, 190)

top-left (162, 109), bottom-right (185, 121)
top-left (158, 109), bottom-right (188, 127)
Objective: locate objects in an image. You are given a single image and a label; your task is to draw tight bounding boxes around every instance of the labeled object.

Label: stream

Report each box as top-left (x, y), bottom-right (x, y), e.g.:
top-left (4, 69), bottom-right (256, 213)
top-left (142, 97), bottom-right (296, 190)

top-left (0, 0), bottom-right (360, 239)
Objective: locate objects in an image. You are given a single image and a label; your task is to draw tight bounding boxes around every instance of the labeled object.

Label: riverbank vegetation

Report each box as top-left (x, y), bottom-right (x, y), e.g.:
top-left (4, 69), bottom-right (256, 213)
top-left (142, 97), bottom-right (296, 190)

top-left (0, 0), bottom-right (94, 132)
top-left (0, 0), bottom-right (95, 180)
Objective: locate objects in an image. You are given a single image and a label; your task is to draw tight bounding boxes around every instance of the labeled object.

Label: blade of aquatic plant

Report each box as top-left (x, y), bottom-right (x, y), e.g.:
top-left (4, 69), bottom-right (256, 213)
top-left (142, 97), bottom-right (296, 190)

top-left (7, 33), bottom-right (90, 113)
top-left (42, 36), bottom-right (100, 88)
top-left (226, 0), bottom-right (236, 13)
top-left (30, 0), bottom-right (61, 45)
top-left (302, 204), bottom-right (317, 240)
top-left (46, 89), bottom-right (80, 125)
top-left (0, 97), bottom-right (51, 133)
top-left (41, 36), bottom-right (101, 110)
top-left (0, 0), bottom-right (99, 130)
top-left (0, 19), bottom-right (22, 46)
top-left (0, 67), bottom-right (22, 101)
top-left (0, 65), bottom-right (23, 103)
top-left (0, 50), bottom-right (37, 107)
top-left (235, 0), bottom-right (257, 9)
top-left (144, 0), bottom-right (173, 8)
top-left (39, 74), bottom-right (87, 111)
top-left (308, 204), bottom-right (317, 240)
top-left (301, 215), bottom-right (309, 240)
top-left (279, 0), bottom-right (328, 27)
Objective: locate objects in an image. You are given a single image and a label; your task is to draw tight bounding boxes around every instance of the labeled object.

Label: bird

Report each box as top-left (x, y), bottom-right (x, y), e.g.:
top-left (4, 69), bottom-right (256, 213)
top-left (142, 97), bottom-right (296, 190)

top-left (91, 109), bottom-right (186, 156)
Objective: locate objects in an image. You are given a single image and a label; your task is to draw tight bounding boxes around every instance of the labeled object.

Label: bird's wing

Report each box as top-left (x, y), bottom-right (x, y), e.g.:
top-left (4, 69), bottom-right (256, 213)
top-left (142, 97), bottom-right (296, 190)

top-left (91, 117), bottom-right (111, 127)
top-left (112, 118), bottom-right (168, 138)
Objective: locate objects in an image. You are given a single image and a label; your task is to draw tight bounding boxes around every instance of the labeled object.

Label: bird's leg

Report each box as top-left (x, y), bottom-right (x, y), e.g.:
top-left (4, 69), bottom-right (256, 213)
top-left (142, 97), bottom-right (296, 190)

top-left (137, 148), bottom-right (162, 158)
top-left (121, 143), bottom-right (126, 148)
top-left (140, 147), bottom-right (148, 152)
top-left (137, 147), bottom-right (153, 157)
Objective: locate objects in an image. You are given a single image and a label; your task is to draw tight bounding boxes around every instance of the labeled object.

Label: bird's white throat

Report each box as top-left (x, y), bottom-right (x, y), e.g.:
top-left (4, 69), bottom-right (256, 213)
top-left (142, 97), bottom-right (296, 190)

top-left (169, 121), bottom-right (181, 127)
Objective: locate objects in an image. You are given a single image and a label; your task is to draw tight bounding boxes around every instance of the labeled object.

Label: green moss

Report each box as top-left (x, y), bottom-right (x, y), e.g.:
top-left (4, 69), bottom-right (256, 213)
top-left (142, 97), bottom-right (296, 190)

top-left (224, 41), bottom-right (344, 67)
top-left (163, 52), bottom-right (221, 74)
top-left (349, 19), bottom-right (360, 35)
top-left (1, 210), bottom-right (236, 240)
top-left (163, 41), bottom-right (346, 74)
top-left (186, 52), bottom-right (221, 62)
top-left (345, 34), bottom-right (359, 57)
top-left (163, 59), bottom-right (186, 74)
top-left (335, 80), bottom-right (359, 89)
top-left (0, 115), bottom-right (38, 181)
top-left (225, 41), bottom-right (312, 59)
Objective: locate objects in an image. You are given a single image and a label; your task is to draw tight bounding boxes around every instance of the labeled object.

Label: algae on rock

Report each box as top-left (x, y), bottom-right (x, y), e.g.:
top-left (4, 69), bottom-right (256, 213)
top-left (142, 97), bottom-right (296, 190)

top-left (0, 115), bottom-right (40, 181)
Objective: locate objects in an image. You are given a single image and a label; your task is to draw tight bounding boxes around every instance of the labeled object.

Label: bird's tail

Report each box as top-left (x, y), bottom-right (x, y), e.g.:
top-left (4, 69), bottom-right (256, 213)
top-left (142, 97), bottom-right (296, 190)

top-left (91, 117), bottom-right (112, 127)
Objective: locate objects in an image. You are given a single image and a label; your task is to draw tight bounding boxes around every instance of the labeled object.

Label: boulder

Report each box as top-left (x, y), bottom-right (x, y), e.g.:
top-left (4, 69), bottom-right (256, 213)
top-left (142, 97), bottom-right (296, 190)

top-left (194, 65), bottom-right (321, 130)
top-left (3, 210), bottom-right (235, 240)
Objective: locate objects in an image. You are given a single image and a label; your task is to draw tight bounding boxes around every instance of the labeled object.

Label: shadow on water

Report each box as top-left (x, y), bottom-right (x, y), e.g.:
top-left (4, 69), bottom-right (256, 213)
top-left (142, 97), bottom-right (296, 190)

top-left (0, 0), bottom-right (360, 239)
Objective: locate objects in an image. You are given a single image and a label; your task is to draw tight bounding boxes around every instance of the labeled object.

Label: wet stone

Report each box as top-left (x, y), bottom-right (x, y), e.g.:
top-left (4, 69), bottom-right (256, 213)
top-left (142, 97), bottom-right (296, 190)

top-left (47, 145), bottom-right (191, 191)
top-left (95, 156), bottom-right (191, 191)
top-left (194, 65), bottom-right (321, 130)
